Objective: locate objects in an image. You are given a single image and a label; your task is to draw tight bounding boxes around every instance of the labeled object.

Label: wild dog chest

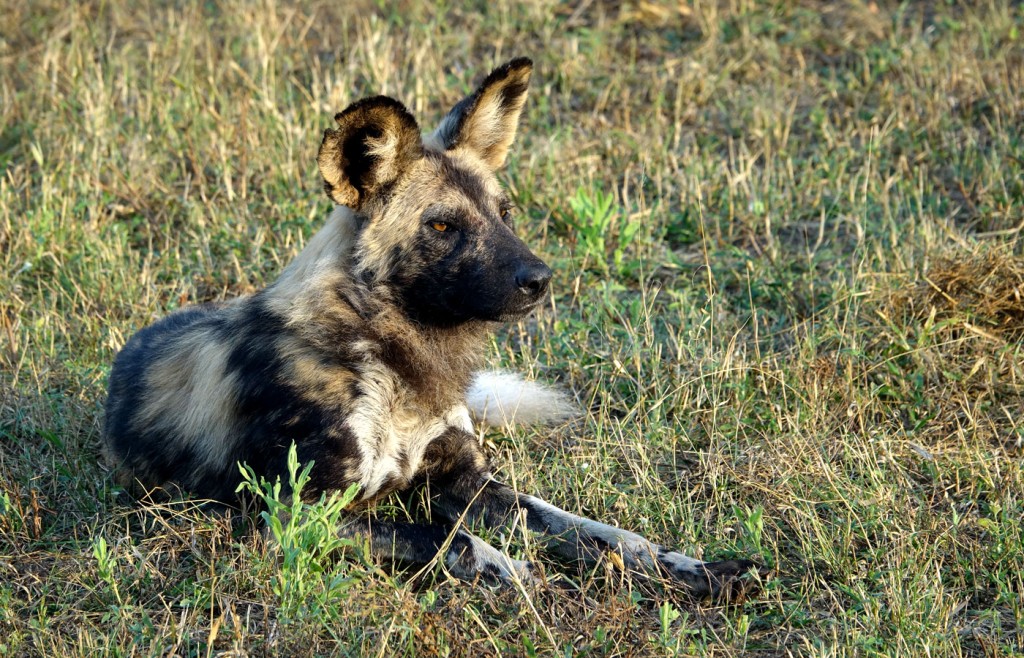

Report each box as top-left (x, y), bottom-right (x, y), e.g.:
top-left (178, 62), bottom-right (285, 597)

top-left (343, 364), bottom-right (474, 501)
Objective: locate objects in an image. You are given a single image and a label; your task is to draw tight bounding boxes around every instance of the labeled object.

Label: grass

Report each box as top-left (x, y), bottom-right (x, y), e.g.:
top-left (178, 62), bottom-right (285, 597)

top-left (1, 0), bottom-right (1023, 655)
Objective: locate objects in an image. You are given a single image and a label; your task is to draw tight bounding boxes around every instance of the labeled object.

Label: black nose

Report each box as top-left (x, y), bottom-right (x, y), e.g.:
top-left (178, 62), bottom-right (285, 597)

top-left (515, 261), bottom-right (552, 296)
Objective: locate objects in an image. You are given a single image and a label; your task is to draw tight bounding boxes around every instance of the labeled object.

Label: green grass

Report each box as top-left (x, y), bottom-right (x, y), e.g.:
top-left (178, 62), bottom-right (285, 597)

top-left (2, 1), bottom-right (1023, 655)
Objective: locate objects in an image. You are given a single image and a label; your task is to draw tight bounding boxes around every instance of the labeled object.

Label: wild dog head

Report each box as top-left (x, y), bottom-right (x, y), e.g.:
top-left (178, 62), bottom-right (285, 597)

top-left (317, 57), bottom-right (551, 327)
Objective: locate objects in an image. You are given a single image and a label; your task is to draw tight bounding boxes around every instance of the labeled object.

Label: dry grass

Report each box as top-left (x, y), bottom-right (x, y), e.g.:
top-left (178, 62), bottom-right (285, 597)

top-left (898, 250), bottom-right (1024, 337)
top-left (2, 1), bottom-right (1023, 656)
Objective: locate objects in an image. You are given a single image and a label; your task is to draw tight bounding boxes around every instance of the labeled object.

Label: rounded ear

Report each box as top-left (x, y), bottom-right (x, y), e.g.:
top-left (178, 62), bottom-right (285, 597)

top-left (317, 96), bottom-right (424, 209)
top-left (431, 57), bottom-right (532, 170)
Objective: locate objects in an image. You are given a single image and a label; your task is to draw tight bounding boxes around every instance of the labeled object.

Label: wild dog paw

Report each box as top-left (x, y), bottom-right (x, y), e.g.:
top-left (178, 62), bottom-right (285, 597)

top-left (468, 542), bottom-right (539, 586)
top-left (479, 556), bottom-right (541, 587)
top-left (447, 533), bottom-right (541, 586)
top-left (658, 551), bottom-right (763, 598)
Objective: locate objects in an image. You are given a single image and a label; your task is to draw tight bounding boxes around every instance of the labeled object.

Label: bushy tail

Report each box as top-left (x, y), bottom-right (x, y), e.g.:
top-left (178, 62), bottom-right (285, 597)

top-left (467, 371), bottom-right (579, 427)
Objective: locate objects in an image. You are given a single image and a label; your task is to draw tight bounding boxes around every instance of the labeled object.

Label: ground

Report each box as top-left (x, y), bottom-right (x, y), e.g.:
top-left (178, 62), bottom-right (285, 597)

top-left (1, 1), bottom-right (1022, 656)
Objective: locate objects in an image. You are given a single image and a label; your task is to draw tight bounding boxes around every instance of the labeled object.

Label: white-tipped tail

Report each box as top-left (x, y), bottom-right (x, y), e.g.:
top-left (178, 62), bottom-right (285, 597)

top-left (467, 371), bottom-right (579, 427)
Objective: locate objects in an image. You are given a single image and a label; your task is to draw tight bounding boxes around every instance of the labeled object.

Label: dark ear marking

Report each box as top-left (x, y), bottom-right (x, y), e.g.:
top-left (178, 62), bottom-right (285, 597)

top-left (433, 57), bottom-right (533, 170)
top-left (317, 96), bottom-right (424, 209)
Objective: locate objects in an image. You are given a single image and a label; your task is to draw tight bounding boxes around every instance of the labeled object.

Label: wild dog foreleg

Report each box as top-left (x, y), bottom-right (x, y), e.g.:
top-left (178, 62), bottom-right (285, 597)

top-left (424, 446), bottom-right (752, 595)
top-left (337, 517), bottom-right (537, 584)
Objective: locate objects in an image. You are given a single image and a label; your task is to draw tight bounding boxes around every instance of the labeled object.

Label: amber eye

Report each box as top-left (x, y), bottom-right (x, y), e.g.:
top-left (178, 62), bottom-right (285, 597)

top-left (431, 221), bottom-right (449, 232)
top-left (500, 208), bottom-right (510, 219)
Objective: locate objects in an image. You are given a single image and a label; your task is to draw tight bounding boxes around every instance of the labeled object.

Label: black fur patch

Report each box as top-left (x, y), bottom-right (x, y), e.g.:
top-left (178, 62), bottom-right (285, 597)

top-left (436, 94), bottom-right (476, 150)
top-left (342, 125), bottom-right (385, 196)
top-left (432, 154), bottom-right (491, 211)
top-left (385, 183), bottom-right (549, 328)
top-left (219, 297), bottom-right (363, 498)
top-left (419, 427), bottom-right (489, 480)
top-left (495, 78), bottom-right (529, 112)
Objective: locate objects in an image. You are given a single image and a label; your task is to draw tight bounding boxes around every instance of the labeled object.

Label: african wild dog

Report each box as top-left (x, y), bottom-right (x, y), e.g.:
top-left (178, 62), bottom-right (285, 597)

top-left (103, 58), bottom-right (754, 595)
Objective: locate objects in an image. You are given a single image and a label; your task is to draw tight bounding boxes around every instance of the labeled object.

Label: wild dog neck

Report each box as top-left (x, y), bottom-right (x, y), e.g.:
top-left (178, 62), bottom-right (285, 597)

top-left (273, 205), bottom-right (360, 291)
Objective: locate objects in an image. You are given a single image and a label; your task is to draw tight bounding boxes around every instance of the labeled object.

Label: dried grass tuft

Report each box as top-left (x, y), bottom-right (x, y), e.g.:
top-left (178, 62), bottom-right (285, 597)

top-left (893, 249), bottom-right (1024, 339)
top-left (876, 248), bottom-right (1024, 450)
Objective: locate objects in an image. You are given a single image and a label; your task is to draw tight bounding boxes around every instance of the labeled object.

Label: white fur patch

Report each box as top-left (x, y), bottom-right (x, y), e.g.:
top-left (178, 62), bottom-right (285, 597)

top-left (467, 371), bottom-right (578, 427)
top-left (445, 404), bottom-right (474, 434)
top-left (445, 533), bottom-right (537, 583)
top-left (519, 494), bottom-right (705, 573)
top-left (345, 364), bottom-right (471, 500)
top-left (518, 494), bottom-right (651, 565)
